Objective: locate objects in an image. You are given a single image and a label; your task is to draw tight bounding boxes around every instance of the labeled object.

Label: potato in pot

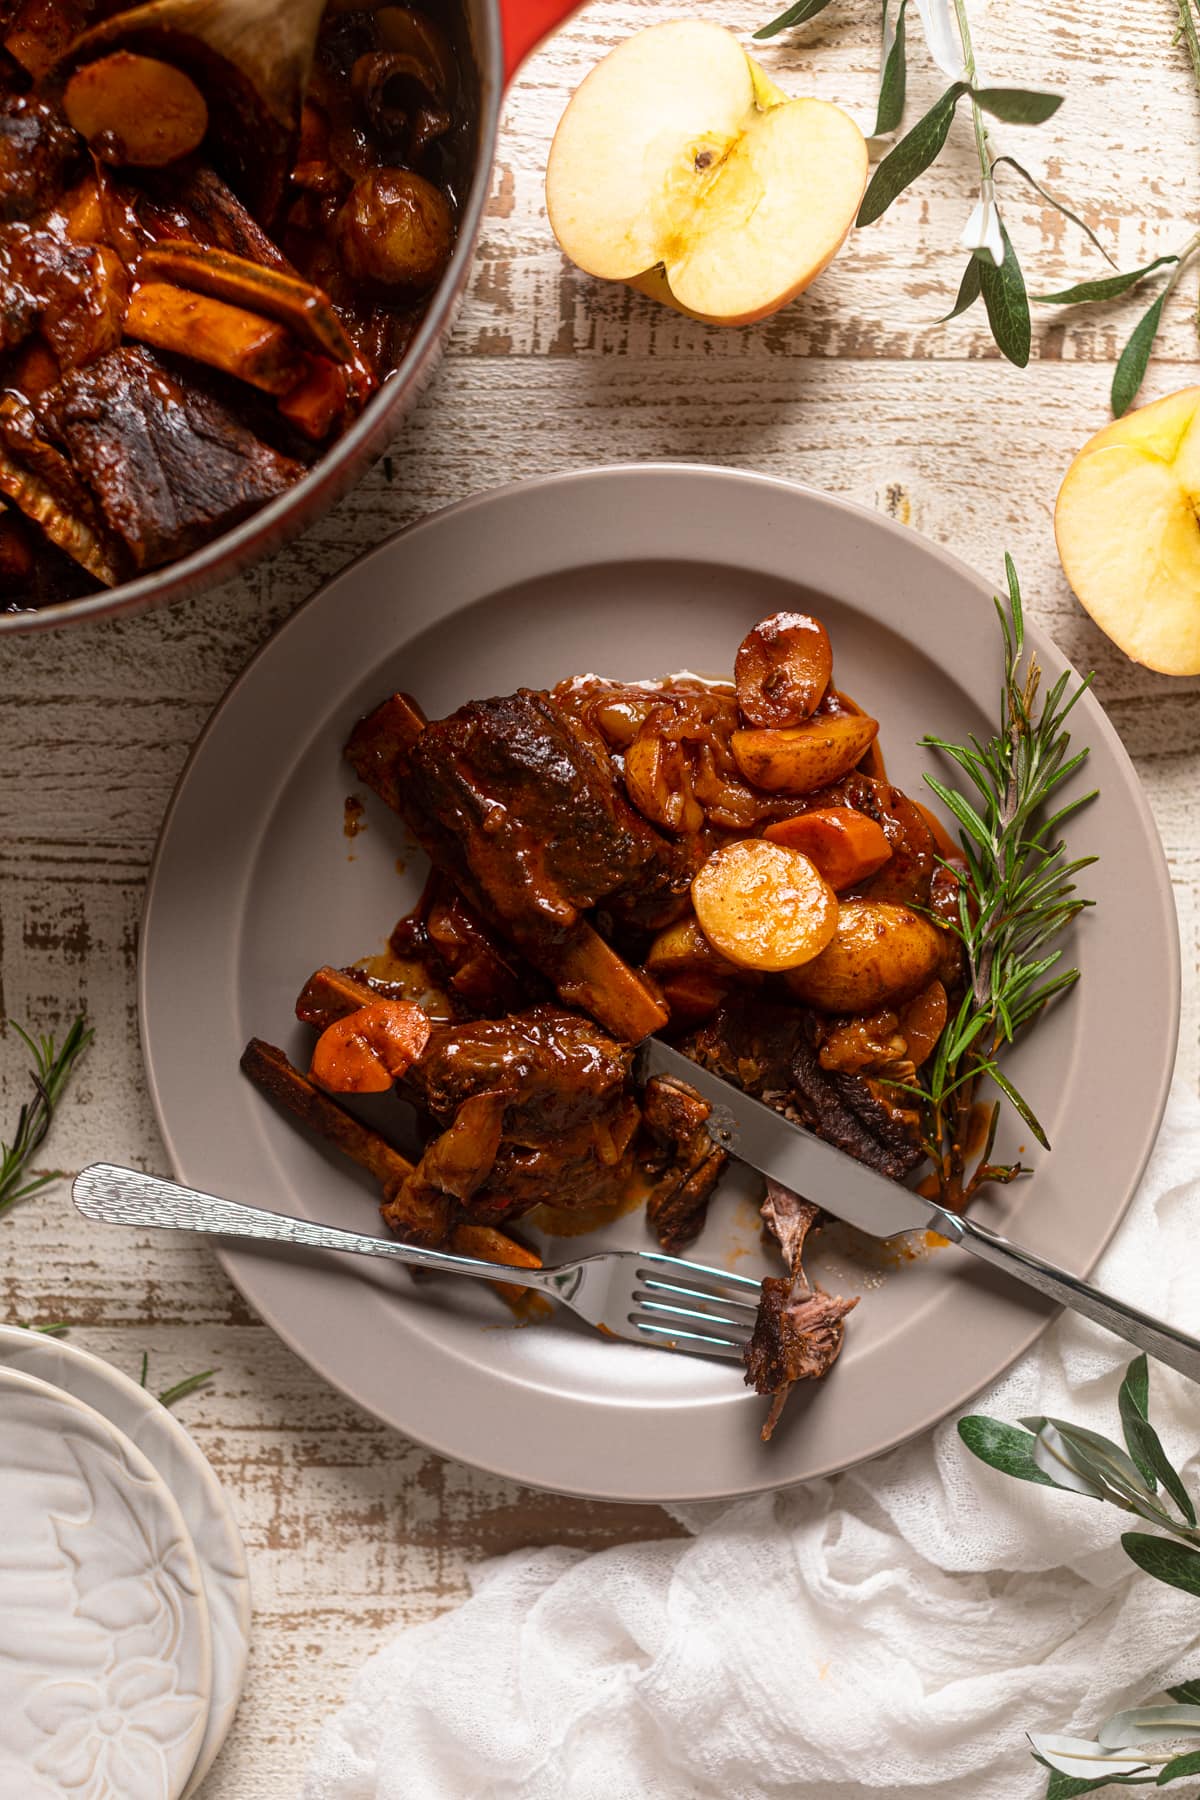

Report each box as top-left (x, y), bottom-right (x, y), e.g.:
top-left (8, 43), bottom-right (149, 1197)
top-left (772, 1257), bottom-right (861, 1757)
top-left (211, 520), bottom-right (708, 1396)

top-left (785, 899), bottom-right (945, 1011)
top-left (691, 839), bottom-right (838, 973)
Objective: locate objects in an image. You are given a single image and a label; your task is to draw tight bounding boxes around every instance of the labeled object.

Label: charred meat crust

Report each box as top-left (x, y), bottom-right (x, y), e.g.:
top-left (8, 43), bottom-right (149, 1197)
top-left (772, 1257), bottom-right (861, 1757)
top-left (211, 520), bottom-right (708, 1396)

top-left (37, 345), bottom-right (302, 568)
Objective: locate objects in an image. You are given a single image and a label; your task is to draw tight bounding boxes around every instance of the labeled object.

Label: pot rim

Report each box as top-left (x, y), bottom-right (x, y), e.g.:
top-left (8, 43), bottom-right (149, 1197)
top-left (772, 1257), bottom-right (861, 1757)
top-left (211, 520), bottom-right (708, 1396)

top-left (0, 3), bottom-right (506, 636)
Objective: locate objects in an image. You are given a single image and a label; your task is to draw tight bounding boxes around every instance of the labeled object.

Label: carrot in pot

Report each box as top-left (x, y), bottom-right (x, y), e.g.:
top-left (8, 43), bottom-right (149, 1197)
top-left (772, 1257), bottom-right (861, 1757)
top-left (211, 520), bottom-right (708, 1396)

top-left (763, 806), bottom-right (892, 891)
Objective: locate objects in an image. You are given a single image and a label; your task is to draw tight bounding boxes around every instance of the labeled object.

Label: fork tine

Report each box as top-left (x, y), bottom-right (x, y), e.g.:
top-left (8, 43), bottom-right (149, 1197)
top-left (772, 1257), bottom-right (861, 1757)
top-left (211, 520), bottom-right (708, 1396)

top-left (638, 1274), bottom-right (759, 1315)
top-left (631, 1320), bottom-right (747, 1360)
top-left (634, 1294), bottom-right (754, 1337)
top-left (638, 1252), bottom-right (762, 1296)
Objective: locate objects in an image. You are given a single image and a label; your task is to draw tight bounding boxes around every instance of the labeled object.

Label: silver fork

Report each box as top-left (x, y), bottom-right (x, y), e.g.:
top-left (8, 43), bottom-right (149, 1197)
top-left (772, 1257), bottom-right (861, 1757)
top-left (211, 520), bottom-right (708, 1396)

top-left (72, 1164), bottom-right (763, 1360)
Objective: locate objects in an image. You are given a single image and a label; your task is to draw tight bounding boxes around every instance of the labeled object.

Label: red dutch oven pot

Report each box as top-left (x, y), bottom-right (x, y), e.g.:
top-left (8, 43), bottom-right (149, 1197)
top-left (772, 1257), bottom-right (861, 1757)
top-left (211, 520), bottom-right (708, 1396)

top-left (2, 0), bottom-right (579, 634)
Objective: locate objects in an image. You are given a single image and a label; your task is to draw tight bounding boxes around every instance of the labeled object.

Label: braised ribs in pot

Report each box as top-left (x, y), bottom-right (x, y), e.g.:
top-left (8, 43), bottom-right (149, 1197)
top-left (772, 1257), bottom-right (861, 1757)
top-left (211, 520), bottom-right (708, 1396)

top-left (243, 610), bottom-right (966, 1441)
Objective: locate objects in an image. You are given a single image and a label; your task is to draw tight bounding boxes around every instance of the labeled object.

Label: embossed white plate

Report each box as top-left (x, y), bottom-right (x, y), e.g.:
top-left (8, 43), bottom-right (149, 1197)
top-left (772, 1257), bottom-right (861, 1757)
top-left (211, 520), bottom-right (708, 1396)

top-left (0, 1329), bottom-right (250, 1797)
top-left (0, 1364), bottom-right (212, 1800)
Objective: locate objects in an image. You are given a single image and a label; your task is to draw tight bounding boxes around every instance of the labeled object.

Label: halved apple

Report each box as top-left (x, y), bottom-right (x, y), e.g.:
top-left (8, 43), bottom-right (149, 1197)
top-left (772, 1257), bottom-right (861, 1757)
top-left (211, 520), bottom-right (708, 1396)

top-left (1055, 386), bottom-right (1200, 675)
top-left (545, 20), bottom-right (868, 327)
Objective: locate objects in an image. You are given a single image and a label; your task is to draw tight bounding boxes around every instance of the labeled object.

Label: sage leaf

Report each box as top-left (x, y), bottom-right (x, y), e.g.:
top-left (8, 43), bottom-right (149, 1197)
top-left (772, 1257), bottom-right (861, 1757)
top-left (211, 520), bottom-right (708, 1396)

top-left (1027, 1421), bottom-right (1110, 1498)
top-left (957, 1415), bottom-right (1058, 1485)
top-left (992, 157), bottom-right (1117, 269)
top-left (935, 246), bottom-right (985, 320)
top-left (1029, 1733), bottom-right (1151, 1782)
top-left (1098, 1704), bottom-right (1200, 1749)
top-left (1119, 1354), bottom-right (1157, 1490)
top-left (973, 85), bottom-right (1064, 124)
top-left (1167, 1682), bottom-right (1200, 1706)
top-left (754, 0), bottom-right (837, 40)
top-left (1122, 1533), bottom-right (1200, 1596)
top-left (1037, 257), bottom-right (1177, 306)
top-left (1159, 1750), bottom-right (1200, 1782)
top-left (874, 0), bottom-right (908, 135)
top-left (1124, 1414), bottom-right (1196, 1526)
top-left (1033, 1419), bottom-right (1181, 1524)
top-left (1044, 1774), bottom-right (1148, 1798)
top-left (979, 224), bottom-right (1031, 368)
top-left (857, 82), bottom-right (968, 226)
top-left (1112, 291), bottom-right (1168, 418)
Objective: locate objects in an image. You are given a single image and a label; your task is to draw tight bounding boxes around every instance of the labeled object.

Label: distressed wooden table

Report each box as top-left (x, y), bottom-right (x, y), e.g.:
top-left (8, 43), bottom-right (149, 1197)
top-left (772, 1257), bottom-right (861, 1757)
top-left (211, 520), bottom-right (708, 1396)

top-left (3, 1), bottom-right (1199, 1790)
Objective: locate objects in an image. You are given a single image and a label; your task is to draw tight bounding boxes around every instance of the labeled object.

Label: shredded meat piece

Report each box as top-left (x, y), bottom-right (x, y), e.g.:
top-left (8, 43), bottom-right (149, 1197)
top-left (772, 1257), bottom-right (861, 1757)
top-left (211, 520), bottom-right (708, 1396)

top-left (638, 1074), bottom-right (727, 1252)
top-left (38, 345), bottom-right (302, 569)
top-left (744, 1180), bottom-right (859, 1440)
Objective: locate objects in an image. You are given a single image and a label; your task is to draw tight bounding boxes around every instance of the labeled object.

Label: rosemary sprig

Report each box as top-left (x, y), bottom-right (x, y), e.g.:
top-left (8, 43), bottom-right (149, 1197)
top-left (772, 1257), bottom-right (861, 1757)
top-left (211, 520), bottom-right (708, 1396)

top-left (913, 556), bottom-right (1095, 1206)
top-left (0, 1015), bottom-right (93, 1216)
top-left (138, 1348), bottom-right (215, 1409)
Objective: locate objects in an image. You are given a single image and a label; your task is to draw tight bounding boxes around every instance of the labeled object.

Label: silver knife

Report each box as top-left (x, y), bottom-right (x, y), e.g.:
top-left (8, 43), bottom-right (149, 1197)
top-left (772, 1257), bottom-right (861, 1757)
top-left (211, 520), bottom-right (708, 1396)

top-left (638, 1037), bottom-right (1200, 1385)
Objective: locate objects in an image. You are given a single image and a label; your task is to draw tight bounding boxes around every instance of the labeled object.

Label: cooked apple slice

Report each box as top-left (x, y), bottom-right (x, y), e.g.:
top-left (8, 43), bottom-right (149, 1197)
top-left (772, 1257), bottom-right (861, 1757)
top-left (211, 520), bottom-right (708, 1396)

top-left (1055, 385), bottom-right (1200, 676)
top-left (545, 20), bottom-right (867, 327)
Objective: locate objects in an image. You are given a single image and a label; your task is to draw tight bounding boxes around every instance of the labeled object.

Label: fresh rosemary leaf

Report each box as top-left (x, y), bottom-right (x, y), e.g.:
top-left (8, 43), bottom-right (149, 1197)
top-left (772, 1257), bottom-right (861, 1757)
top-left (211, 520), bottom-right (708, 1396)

top-left (1158, 1751), bottom-right (1200, 1783)
top-left (957, 1415), bottom-right (1058, 1486)
top-left (874, 0), bottom-right (908, 135)
top-left (938, 253), bottom-right (983, 323)
top-left (972, 85), bottom-right (1064, 124)
top-left (159, 1369), bottom-right (214, 1409)
top-left (1122, 1533), bottom-right (1200, 1596)
top-left (1112, 290), bottom-right (1169, 417)
top-left (0, 1015), bottom-right (93, 1217)
top-left (857, 81), bottom-right (968, 226)
top-left (991, 157), bottom-right (1117, 269)
top-left (979, 224), bottom-right (1031, 367)
top-left (753, 0), bottom-right (837, 41)
top-left (1037, 257), bottom-right (1177, 305)
top-left (986, 1063), bottom-right (1047, 1146)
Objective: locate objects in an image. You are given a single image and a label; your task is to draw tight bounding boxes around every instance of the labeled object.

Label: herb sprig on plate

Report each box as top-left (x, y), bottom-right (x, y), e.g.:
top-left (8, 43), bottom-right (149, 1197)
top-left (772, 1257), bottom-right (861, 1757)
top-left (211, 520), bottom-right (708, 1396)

top-left (896, 558), bottom-right (1095, 1207)
top-left (0, 1015), bottom-right (92, 1216)
top-left (962, 1358), bottom-right (1200, 1794)
top-left (755, 0), bottom-right (1198, 400)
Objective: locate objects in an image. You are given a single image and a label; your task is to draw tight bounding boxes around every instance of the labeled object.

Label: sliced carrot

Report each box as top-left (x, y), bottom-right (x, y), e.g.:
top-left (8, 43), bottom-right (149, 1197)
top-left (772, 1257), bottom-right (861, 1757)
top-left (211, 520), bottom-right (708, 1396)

top-left (735, 612), bottom-right (832, 728)
top-left (763, 807), bottom-right (892, 891)
top-left (692, 839), bottom-right (838, 973)
top-left (309, 1000), bottom-right (430, 1093)
top-left (63, 54), bottom-right (208, 167)
top-left (125, 282), bottom-right (306, 395)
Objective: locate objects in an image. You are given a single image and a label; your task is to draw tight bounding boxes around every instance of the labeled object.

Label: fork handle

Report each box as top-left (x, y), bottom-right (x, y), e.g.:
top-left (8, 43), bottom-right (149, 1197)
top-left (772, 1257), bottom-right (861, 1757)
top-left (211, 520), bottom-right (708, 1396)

top-left (73, 1163), bottom-right (561, 1295)
top-left (934, 1203), bottom-right (1200, 1384)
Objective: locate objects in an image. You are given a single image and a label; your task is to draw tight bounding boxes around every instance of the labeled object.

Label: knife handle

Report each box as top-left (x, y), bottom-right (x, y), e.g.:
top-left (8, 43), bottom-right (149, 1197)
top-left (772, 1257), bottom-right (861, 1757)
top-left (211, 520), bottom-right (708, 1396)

top-left (939, 1208), bottom-right (1200, 1384)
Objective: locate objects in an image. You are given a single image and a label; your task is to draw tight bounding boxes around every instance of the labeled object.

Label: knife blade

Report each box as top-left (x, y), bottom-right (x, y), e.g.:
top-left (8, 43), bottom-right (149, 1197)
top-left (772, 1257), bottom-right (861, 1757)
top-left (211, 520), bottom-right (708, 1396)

top-left (636, 1037), bottom-right (935, 1239)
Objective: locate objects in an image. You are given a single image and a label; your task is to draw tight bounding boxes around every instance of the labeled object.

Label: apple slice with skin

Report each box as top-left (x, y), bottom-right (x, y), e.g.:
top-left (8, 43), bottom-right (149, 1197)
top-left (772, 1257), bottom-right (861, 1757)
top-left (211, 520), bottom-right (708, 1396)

top-left (545, 20), bottom-right (868, 328)
top-left (1055, 385), bottom-right (1200, 676)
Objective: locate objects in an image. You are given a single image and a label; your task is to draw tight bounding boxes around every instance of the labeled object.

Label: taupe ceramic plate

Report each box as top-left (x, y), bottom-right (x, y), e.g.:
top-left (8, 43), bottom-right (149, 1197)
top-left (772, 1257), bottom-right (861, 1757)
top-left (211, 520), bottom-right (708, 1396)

top-left (140, 466), bottom-right (1179, 1502)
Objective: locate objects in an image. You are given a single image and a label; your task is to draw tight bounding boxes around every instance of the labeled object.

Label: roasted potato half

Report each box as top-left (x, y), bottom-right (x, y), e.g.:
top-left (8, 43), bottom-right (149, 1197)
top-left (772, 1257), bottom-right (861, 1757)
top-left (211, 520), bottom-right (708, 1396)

top-left (731, 713), bottom-right (879, 794)
top-left (735, 611), bottom-right (832, 727)
top-left (692, 839), bottom-right (838, 973)
top-left (785, 900), bottom-right (944, 1011)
